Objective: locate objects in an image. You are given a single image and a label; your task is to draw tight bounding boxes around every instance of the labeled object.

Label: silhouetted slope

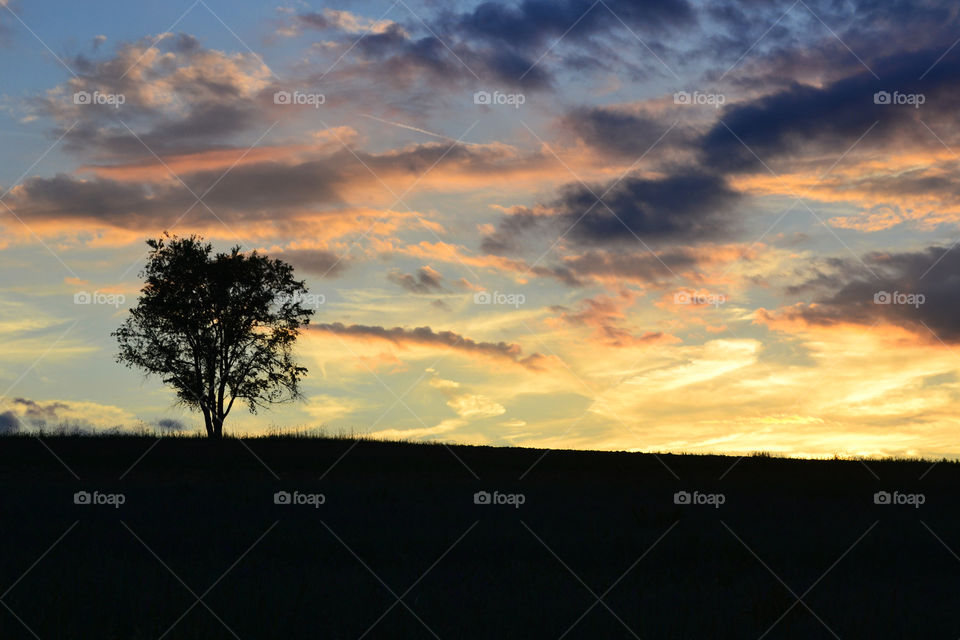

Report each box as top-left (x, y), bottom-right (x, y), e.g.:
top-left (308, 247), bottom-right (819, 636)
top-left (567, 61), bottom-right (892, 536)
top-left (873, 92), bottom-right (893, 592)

top-left (0, 436), bottom-right (956, 638)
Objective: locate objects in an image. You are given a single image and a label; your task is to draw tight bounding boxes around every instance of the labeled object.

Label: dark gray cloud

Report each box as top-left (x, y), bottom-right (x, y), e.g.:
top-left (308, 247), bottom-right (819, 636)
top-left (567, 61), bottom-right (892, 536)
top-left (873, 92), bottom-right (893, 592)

top-left (453, 0), bottom-right (693, 51)
top-left (327, 21), bottom-right (553, 89)
top-left (480, 14), bottom-right (960, 278)
top-left (701, 46), bottom-right (960, 173)
top-left (314, 322), bottom-right (548, 370)
top-left (13, 398), bottom-right (68, 421)
top-left (36, 33), bottom-right (270, 161)
top-left (698, 0), bottom-right (960, 88)
top-left (357, 26), bottom-right (476, 78)
top-left (10, 174), bottom-right (182, 228)
top-left (0, 1), bottom-right (23, 47)
top-left (0, 411), bottom-right (20, 434)
top-left (772, 245), bottom-right (960, 342)
top-left (50, 101), bottom-right (261, 161)
top-left (479, 205), bottom-right (545, 255)
top-left (564, 107), bottom-right (690, 158)
top-left (388, 266), bottom-right (446, 293)
top-left (7, 141), bottom-right (536, 231)
top-left (536, 247), bottom-right (703, 286)
top-left (482, 169), bottom-right (740, 255)
top-left (287, 0), bottom-right (960, 98)
top-left (556, 170), bottom-right (740, 244)
top-left (294, 12), bottom-right (331, 30)
top-left (280, 249), bottom-right (348, 278)
top-left (157, 418), bottom-right (185, 431)
top-left (288, 0), bottom-right (695, 90)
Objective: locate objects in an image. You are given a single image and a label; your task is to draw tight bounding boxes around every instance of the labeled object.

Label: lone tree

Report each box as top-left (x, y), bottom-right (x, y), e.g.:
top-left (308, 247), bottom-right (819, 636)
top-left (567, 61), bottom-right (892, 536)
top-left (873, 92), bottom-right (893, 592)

top-left (113, 234), bottom-right (315, 437)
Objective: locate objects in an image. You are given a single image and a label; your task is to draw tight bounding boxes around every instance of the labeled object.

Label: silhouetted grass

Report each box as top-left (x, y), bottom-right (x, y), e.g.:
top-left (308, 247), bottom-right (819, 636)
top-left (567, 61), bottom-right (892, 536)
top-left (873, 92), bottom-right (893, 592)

top-left (0, 434), bottom-right (957, 638)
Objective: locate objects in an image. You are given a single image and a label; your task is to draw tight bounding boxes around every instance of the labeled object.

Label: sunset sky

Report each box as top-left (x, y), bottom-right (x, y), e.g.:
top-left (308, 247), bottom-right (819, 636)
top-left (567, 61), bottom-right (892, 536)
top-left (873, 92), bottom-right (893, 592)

top-left (2, 0), bottom-right (960, 457)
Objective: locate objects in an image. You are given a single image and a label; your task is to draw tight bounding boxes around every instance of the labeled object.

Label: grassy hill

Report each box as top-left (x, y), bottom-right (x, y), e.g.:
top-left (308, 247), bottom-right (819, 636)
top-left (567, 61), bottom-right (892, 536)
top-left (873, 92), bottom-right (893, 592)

top-left (0, 434), bottom-right (957, 638)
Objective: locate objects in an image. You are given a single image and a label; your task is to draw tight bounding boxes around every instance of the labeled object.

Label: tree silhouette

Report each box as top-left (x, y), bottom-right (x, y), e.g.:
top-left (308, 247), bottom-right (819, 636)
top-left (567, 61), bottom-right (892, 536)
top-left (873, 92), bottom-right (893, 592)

top-left (113, 234), bottom-right (314, 437)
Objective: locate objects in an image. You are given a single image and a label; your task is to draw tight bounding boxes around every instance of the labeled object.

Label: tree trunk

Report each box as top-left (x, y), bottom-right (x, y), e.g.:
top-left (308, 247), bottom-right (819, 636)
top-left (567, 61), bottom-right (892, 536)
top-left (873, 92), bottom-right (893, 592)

top-left (212, 414), bottom-right (224, 438)
top-left (201, 408), bottom-right (214, 438)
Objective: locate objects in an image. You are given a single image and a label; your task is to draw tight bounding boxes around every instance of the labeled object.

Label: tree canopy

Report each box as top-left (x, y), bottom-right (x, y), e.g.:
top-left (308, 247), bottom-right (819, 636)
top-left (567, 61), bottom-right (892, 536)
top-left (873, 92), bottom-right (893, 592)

top-left (113, 234), bottom-right (314, 437)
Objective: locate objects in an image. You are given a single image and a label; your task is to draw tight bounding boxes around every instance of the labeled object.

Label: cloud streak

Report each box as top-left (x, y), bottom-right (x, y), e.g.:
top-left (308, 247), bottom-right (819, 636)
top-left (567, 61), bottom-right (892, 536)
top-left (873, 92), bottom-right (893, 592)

top-left (314, 322), bottom-right (548, 370)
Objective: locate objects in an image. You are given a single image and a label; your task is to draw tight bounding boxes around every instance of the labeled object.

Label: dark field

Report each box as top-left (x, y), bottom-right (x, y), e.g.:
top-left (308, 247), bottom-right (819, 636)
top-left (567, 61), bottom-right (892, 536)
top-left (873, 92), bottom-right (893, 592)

top-left (0, 435), bottom-right (957, 638)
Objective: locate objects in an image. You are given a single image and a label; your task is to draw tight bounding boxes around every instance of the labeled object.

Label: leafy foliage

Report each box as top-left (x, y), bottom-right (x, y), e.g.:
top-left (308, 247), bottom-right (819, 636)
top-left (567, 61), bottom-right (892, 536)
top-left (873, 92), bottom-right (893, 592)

top-left (113, 234), bottom-right (314, 437)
